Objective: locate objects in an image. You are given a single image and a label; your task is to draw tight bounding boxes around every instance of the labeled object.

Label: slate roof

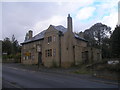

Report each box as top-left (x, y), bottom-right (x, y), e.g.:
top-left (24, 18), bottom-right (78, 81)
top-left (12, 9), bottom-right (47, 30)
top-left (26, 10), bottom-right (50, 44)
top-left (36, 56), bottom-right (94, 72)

top-left (74, 34), bottom-right (87, 41)
top-left (52, 25), bottom-right (67, 33)
top-left (21, 25), bottom-right (87, 44)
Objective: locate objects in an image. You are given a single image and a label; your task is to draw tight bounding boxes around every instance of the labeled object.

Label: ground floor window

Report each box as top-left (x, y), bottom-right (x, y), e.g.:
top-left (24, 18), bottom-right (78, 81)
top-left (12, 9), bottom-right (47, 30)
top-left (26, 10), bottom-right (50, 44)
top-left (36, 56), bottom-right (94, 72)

top-left (45, 49), bottom-right (52, 57)
top-left (32, 55), bottom-right (34, 60)
top-left (53, 49), bottom-right (56, 56)
top-left (28, 53), bottom-right (31, 59)
top-left (24, 52), bottom-right (32, 60)
top-left (26, 56), bottom-right (29, 60)
top-left (23, 56), bottom-right (25, 60)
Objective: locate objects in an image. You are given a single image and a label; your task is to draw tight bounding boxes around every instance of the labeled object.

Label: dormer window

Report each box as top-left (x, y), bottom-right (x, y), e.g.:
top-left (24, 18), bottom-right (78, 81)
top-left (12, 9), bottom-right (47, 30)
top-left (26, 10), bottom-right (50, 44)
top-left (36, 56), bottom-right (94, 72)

top-left (48, 36), bottom-right (52, 42)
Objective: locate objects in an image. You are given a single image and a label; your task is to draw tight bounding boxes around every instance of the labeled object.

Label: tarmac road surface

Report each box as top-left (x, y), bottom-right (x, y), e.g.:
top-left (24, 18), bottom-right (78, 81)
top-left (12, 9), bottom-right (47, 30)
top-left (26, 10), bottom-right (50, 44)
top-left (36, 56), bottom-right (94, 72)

top-left (2, 64), bottom-right (119, 88)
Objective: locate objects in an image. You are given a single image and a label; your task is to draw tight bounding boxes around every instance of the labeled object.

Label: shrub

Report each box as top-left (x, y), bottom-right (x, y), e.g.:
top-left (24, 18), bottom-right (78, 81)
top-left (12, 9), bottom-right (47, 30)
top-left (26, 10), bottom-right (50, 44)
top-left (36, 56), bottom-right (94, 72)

top-left (95, 63), bottom-right (120, 72)
top-left (106, 64), bottom-right (120, 72)
top-left (73, 67), bottom-right (91, 74)
top-left (2, 53), bottom-right (21, 63)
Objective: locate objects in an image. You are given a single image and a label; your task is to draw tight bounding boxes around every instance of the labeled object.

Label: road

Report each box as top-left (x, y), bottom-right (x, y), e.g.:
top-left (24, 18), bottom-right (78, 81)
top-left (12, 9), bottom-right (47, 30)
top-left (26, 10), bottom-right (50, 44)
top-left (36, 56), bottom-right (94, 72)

top-left (2, 64), bottom-right (119, 88)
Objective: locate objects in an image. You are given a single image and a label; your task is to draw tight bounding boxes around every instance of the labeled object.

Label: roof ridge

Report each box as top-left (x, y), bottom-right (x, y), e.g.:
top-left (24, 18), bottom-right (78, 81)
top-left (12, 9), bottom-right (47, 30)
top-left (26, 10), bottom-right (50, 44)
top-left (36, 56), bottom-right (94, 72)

top-left (22, 25), bottom-right (87, 44)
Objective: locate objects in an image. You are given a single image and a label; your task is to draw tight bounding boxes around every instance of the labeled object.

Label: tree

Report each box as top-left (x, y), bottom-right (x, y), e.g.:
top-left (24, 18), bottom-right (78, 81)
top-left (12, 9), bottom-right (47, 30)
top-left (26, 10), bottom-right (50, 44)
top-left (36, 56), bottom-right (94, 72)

top-left (2, 37), bottom-right (12, 55)
top-left (2, 35), bottom-right (21, 61)
top-left (83, 23), bottom-right (111, 48)
top-left (81, 23), bottom-right (112, 59)
top-left (11, 35), bottom-right (20, 54)
top-left (110, 25), bottom-right (120, 58)
top-left (101, 37), bottom-right (111, 58)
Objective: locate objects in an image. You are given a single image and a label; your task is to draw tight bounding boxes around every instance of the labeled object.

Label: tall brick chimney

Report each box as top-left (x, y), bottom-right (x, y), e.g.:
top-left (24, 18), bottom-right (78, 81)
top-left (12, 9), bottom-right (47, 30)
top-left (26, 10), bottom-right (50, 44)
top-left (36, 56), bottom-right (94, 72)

top-left (67, 14), bottom-right (73, 32)
top-left (28, 30), bottom-right (33, 39)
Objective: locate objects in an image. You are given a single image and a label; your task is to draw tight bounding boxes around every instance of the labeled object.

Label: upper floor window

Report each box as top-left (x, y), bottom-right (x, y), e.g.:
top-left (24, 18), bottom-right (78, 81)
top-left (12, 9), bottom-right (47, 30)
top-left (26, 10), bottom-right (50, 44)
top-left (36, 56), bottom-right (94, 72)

top-left (53, 36), bottom-right (56, 42)
top-left (36, 45), bottom-right (41, 52)
top-left (48, 36), bottom-right (52, 42)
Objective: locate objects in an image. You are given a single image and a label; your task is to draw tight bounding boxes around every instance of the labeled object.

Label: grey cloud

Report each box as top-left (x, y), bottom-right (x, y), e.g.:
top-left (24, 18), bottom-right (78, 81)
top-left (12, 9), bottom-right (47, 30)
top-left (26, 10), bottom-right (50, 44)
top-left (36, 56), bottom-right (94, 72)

top-left (2, 2), bottom-right (63, 43)
top-left (2, 2), bottom-right (104, 43)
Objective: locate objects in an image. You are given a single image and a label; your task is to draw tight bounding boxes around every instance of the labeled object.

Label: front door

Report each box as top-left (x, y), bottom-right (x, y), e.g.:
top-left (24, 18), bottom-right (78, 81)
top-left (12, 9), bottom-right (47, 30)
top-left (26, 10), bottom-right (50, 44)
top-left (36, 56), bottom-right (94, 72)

top-left (38, 52), bottom-right (42, 65)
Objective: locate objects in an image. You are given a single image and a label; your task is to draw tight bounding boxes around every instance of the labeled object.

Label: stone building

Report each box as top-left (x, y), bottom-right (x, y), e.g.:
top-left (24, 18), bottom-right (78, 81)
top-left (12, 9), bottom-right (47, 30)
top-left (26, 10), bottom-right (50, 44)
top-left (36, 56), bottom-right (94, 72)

top-left (21, 14), bottom-right (101, 68)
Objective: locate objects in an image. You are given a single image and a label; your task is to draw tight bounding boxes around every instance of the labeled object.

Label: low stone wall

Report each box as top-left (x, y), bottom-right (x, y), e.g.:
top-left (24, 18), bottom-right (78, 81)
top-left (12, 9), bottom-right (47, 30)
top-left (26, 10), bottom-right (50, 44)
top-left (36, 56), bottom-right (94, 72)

top-left (2, 59), bottom-right (21, 63)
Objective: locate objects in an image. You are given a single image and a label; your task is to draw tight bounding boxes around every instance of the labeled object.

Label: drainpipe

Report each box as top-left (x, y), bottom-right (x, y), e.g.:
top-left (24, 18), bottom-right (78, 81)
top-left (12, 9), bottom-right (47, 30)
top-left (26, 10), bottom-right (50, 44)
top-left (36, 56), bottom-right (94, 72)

top-left (59, 31), bottom-right (62, 67)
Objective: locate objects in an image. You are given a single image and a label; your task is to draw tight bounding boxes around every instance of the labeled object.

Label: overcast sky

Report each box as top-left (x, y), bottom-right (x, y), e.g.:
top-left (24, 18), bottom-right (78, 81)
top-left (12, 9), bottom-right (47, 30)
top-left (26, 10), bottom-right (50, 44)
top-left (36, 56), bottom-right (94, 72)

top-left (1, 0), bottom-right (119, 43)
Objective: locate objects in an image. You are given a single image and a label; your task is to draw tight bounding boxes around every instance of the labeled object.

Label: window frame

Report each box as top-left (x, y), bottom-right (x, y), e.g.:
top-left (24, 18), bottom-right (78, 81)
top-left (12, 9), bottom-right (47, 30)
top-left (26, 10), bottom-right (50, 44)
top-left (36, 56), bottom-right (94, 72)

top-left (48, 36), bottom-right (52, 42)
top-left (45, 49), bottom-right (52, 57)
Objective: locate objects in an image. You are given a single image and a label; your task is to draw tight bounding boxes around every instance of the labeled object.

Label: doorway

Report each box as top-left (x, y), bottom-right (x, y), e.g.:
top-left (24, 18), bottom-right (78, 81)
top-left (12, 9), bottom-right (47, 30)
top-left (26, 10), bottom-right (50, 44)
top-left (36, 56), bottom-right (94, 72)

top-left (38, 52), bottom-right (42, 65)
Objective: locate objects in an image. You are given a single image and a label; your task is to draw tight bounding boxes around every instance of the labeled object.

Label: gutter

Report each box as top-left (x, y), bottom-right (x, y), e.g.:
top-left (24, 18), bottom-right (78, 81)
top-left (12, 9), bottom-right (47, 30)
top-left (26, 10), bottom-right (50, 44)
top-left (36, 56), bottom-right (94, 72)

top-left (21, 38), bottom-right (44, 45)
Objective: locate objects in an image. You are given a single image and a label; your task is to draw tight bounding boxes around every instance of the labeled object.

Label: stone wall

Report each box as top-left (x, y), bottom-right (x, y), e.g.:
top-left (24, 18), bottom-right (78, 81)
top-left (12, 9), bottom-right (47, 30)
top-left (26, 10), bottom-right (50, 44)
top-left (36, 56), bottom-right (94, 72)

top-left (21, 40), bottom-right (44, 65)
top-left (21, 15), bottom-right (102, 68)
top-left (43, 25), bottom-right (60, 67)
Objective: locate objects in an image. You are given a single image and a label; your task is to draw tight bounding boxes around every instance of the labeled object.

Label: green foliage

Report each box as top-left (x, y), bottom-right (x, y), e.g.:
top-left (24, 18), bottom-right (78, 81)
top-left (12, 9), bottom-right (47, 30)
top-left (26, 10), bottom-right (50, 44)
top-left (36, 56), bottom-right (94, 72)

top-left (2, 53), bottom-right (21, 63)
top-left (2, 55), bottom-right (8, 59)
top-left (101, 38), bottom-right (111, 58)
top-left (96, 64), bottom-right (120, 72)
top-left (11, 53), bottom-right (21, 59)
top-left (2, 35), bottom-right (21, 55)
top-left (80, 23), bottom-right (112, 59)
top-left (83, 23), bottom-right (111, 48)
top-left (88, 58), bottom-right (120, 72)
top-left (2, 37), bottom-right (12, 55)
top-left (110, 25), bottom-right (120, 58)
top-left (2, 35), bottom-right (21, 62)
top-left (73, 66), bottom-right (91, 74)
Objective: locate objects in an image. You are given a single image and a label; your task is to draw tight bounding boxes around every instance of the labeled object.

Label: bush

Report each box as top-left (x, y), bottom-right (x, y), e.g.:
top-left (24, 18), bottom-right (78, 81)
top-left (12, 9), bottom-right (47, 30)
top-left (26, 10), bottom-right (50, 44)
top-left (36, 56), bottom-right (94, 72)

top-left (73, 67), bottom-right (91, 74)
top-left (2, 55), bottom-right (7, 59)
top-left (96, 65), bottom-right (107, 71)
top-left (95, 63), bottom-right (120, 72)
top-left (106, 64), bottom-right (120, 72)
top-left (2, 53), bottom-right (21, 63)
top-left (14, 53), bottom-right (21, 63)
